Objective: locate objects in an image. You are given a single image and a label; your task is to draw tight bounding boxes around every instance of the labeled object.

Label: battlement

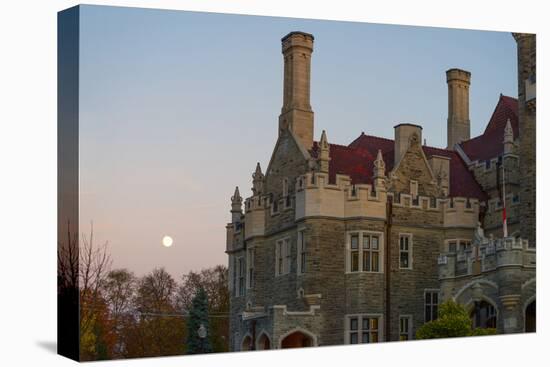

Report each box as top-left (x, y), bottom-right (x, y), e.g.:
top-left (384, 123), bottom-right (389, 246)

top-left (292, 171), bottom-right (479, 226)
top-left (439, 236), bottom-right (535, 279)
top-left (294, 171), bottom-right (386, 220)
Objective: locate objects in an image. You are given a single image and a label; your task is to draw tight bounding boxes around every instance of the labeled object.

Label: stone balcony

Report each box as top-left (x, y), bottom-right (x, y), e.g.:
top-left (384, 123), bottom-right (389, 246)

top-left (439, 236), bottom-right (535, 279)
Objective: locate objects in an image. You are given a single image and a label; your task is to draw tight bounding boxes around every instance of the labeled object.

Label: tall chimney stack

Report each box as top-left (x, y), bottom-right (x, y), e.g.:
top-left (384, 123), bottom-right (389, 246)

top-left (279, 31), bottom-right (314, 150)
top-left (446, 68), bottom-right (471, 149)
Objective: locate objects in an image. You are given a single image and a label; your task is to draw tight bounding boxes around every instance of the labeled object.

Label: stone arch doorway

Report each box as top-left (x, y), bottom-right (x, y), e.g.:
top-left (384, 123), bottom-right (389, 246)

top-left (256, 332), bottom-right (271, 350)
top-left (470, 300), bottom-right (497, 328)
top-left (280, 330), bottom-right (315, 348)
top-left (525, 300), bottom-right (536, 332)
top-left (241, 335), bottom-right (253, 351)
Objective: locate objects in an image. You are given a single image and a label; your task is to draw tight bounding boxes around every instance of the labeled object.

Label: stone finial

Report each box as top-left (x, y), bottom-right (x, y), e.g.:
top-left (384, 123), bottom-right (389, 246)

top-left (503, 118), bottom-right (514, 154)
top-left (373, 149), bottom-right (387, 190)
top-left (319, 130), bottom-right (330, 173)
top-left (230, 186), bottom-right (243, 223)
top-left (252, 162), bottom-right (264, 195)
top-left (231, 186), bottom-right (242, 204)
top-left (373, 149), bottom-right (386, 178)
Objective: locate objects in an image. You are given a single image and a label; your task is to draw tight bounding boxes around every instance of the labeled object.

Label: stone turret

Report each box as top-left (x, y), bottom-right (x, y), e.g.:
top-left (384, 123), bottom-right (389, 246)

top-left (279, 31), bottom-right (315, 150)
top-left (318, 130), bottom-right (330, 173)
top-left (446, 68), bottom-right (471, 149)
top-left (231, 186), bottom-right (243, 223)
top-left (503, 119), bottom-right (514, 154)
top-left (252, 162), bottom-right (264, 195)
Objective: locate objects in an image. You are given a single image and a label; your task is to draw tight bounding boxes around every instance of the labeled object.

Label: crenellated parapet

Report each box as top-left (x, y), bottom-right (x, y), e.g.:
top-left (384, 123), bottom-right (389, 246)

top-left (292, 170), bottom-right (479, 226)
top-left (294, 171), bottom-right (387, 220)
top-left (442, 197), bottom-right (479, 228)
top-left (439, 235), bottom-right (535, 279)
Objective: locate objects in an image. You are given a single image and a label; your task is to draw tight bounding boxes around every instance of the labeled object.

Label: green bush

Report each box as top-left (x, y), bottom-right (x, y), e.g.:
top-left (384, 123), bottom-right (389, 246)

top-left (416, 300), bottom-right (497, 340)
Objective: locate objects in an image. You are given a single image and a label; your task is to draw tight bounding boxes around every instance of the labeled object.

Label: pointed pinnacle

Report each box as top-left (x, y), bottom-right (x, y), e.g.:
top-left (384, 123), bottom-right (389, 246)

top-left (232, 186), bottom-right (241, 201)
top-left (320, 130), bottom-right (328, 148)
top-left (255, 162), bottom-right (262, 175)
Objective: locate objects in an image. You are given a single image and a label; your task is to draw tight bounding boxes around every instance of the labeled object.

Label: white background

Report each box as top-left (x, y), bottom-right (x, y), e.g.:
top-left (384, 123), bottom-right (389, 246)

top-left (0, 0), bottom-right (547, 366)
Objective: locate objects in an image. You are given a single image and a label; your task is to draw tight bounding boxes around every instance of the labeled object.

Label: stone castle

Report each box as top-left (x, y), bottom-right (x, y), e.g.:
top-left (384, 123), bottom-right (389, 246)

top-left (226, 31), bottom-right (536, 350)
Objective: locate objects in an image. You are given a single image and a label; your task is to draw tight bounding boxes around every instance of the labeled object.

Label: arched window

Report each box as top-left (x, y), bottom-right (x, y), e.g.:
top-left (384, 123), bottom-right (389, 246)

top-left (256, 332), bottom-right (271, 350)
top-left (241, 335), bottom-right (253, 351)
top-left (470, 300), bottom-right (497, 329)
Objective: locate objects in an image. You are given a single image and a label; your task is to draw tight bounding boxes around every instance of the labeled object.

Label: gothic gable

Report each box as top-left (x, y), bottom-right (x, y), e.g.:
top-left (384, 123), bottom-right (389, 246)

top-left (390, 136), bottom-right (438, 197)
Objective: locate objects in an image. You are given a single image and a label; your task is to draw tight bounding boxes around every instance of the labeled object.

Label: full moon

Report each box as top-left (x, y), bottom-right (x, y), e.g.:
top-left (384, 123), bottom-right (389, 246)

top-left (162, 235), bottom-right (173, 248)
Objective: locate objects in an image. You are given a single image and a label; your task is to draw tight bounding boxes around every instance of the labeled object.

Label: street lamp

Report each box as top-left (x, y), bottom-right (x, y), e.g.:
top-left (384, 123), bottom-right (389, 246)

top-left (198, 323), bottom-right (207, 353)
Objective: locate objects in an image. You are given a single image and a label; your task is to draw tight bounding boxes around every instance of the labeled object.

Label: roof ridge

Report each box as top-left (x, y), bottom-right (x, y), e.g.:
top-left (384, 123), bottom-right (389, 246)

top-left (329, 142), bottom-right (357, 149)
top-left (351, 133), bottom-right (395, 144)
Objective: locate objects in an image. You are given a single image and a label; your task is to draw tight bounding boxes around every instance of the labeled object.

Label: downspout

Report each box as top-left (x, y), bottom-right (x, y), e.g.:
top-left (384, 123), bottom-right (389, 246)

top-left (385, 195), bottom-right (393, 341)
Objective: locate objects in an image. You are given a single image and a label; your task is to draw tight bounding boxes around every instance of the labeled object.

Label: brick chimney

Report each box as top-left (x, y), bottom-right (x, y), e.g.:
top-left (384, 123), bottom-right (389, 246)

top-left (279, 31), bottom-right (314, 150)
top-left (446, 68), bottom-right (471, 149)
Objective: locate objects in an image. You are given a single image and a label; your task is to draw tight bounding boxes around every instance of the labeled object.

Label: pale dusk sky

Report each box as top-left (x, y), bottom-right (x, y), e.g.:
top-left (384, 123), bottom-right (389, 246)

top-left (78, 5), bottom-right (516, 278)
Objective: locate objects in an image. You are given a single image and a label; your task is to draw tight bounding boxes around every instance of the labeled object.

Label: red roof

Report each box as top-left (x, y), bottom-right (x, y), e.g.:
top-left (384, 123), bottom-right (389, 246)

top-left (459, 95), bottom-right (518, 162)
top-left (311, 132), bottom-right (487, 201)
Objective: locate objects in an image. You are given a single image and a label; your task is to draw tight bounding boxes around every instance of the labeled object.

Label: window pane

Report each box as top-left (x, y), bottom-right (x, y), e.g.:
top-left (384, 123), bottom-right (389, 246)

top-left (433, 292), bottom-right (438, 304)
top-left (362, 332), bottom-right (369, 343)
top-left (372, 252), bottom-right (379, 272)
top-left (425, 307), bottom-right (431, 322)
top-left (371, 332), bottom-right (379, 343)
top-left (362, 318), bottom-right (370, 331)
top-left (400, 252), bottom-right (409, 268)
top-left (371, 318), bottom-right (378, 330)
top-left (363, 251), bottom-right (371, 272)
top-left (350, 332), bottom-right (358, 344)
top-left (432, 305), bottom-right (438, 321)
top-left (400, 236), bottom-right (408, 250)
top-left (350, 317), bottom-right (358, 331)
top-left (351, 252), bottom-right (359, 272)
top-left (425, 292), bottom-right (431, 304)
top-left (351, 235), bottom-right (359, 249)
top-left (363, 236), bottom-right (370, 249)
top-left (372, 236), bottom-right (379, 250)
top-left (448, 241), bottom-right (457, 252)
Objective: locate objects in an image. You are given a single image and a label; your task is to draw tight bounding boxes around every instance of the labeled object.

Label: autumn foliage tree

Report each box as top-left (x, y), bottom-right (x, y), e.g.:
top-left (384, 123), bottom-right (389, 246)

top-left (65, 226), bottom-right (230, 360)
top-left (78, 225), bottom-right (114, 361)
top-left (124, 268), bottom-right (185, 358)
